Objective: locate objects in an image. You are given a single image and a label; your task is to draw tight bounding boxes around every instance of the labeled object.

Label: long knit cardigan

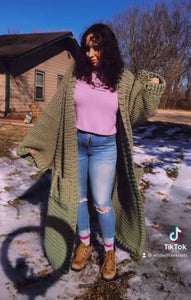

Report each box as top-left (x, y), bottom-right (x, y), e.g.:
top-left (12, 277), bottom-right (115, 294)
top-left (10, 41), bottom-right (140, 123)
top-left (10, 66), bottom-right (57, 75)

top-left (17, 64), bottom-right (166, 273)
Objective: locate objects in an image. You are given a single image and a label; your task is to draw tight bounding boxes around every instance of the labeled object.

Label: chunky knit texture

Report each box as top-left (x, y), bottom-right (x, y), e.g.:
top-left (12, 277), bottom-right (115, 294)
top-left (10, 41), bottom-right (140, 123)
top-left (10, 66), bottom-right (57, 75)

top-left (17, 64), bottom-right (166, 273)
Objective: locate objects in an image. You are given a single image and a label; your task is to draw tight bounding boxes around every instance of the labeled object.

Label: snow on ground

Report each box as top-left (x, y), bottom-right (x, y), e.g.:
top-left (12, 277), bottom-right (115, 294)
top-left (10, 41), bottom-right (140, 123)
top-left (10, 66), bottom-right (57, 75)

top-left (0, 122), bottom-right (191, 300)
top-left (128, 123), bottom-right (191, 300)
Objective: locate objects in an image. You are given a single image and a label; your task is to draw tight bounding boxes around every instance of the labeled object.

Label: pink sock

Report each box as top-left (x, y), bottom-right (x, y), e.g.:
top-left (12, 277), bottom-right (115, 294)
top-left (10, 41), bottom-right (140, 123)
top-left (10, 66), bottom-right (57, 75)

top-left (80, 235), bottom-right (90, 246)
top-left (104, 243), bottom-right (114, 252)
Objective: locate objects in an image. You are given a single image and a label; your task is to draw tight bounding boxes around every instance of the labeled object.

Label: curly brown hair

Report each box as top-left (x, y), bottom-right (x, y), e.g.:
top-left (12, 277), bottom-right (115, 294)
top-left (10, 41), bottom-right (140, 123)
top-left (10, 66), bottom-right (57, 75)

top-left (74, 23), bottom-right (124, 91)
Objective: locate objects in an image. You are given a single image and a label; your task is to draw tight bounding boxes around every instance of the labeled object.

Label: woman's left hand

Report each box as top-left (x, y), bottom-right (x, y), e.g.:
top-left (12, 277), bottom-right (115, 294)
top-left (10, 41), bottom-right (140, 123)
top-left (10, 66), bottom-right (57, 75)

top-left (148, 77), bottom-right (159, 84)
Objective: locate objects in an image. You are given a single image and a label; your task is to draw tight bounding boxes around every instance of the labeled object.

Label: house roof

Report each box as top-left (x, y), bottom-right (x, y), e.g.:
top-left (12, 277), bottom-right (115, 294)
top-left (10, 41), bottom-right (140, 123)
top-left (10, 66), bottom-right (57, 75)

top-left (0, 31), bottom-right (77, 60)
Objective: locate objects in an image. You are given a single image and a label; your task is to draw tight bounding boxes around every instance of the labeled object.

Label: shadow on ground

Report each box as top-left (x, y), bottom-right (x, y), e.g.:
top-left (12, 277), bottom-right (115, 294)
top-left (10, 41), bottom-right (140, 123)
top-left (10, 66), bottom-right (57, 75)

top-left (0, 171), bottom-right (74, 300)
top-left (133, 121), bottom-right (191, 166)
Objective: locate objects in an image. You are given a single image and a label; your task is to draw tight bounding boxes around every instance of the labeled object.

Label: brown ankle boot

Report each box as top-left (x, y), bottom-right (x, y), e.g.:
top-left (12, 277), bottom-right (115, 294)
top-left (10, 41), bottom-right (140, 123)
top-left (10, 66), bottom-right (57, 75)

top-left (101, 250), bottom-right (116, 280)
top-left (71, 243), bottom-right (93, 271)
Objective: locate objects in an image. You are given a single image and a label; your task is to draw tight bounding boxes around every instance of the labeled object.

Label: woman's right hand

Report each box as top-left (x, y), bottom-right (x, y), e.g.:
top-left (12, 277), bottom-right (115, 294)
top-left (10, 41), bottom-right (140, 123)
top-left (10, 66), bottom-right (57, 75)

top-left (29, 149), bottom-right (36, 157)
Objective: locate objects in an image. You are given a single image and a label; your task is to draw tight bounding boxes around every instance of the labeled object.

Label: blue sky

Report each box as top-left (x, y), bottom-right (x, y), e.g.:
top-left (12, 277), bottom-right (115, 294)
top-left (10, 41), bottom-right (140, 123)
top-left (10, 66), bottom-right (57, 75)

top-left (1, 0), bottom-right (167, 42)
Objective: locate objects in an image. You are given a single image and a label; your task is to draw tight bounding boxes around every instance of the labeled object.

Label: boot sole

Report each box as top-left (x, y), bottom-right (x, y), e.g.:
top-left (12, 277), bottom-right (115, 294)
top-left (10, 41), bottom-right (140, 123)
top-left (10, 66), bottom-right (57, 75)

top-left (101, 273), bottom-right (117, 281)
top-left (71, 255), bottom-right (92, 272)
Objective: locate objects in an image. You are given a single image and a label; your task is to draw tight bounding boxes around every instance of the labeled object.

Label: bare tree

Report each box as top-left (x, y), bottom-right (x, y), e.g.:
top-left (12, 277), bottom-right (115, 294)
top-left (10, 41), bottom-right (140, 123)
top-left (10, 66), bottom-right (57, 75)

top-left (109, 0), bottom-right (191, 109)
top-left (7, 28), bottom-right (20, 34)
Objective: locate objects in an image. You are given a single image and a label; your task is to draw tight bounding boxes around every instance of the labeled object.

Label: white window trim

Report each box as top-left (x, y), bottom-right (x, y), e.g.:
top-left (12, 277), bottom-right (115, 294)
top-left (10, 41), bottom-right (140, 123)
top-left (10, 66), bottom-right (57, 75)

top-left (35, 70), bottom-right (45, 101)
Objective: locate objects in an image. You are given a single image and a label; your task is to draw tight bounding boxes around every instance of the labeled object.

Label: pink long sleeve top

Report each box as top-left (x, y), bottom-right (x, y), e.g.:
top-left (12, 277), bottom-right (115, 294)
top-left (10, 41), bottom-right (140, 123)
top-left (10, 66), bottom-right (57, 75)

top-left (74, 73), bottom-right (118, 136)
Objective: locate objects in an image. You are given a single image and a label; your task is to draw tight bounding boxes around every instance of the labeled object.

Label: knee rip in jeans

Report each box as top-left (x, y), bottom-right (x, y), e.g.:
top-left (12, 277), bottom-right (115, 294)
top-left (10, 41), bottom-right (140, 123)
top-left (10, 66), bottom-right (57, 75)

top-left (96, 206), bottom-right (111, 214)
top-left (78, 198), bottom-right (88, 203)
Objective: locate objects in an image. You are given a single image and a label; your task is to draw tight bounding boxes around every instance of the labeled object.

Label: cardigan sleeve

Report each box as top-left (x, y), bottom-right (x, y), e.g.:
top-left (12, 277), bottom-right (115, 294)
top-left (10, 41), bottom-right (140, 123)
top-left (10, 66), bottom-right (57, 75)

top-left (128, 70), bottom-right (166, 127)
top-left (17, 72), bottom-right (67, 172)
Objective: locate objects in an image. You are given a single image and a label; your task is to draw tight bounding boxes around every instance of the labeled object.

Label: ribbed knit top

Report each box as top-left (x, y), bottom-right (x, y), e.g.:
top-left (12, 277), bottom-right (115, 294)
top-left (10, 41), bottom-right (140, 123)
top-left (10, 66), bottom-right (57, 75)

top-left (74, 72), bottom-right (118, 135)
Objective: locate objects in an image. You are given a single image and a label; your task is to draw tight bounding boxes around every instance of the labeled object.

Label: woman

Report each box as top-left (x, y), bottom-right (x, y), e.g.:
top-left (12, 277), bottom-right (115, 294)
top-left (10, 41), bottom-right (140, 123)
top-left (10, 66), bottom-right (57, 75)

top-left (17, 24), bottom-right (166, 280)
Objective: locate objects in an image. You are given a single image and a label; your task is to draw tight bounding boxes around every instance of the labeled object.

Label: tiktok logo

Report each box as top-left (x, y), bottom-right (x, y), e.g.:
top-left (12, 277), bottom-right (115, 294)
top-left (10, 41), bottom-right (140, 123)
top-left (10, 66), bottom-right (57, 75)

top-left (169, 226), bottom-right (182, 242)
top-left (165, 227), bottom-right (186, 251)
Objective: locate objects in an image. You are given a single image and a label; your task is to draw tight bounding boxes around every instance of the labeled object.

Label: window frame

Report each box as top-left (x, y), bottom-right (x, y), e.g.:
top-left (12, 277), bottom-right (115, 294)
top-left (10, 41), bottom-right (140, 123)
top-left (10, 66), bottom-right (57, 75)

top-left (34, 70), bottom-right (45, 101)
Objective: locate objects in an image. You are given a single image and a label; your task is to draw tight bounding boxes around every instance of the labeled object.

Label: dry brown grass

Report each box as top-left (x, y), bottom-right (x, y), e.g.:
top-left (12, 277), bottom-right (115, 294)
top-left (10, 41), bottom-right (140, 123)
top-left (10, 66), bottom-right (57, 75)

top-left (149, 109), bottom-right (191, 125)
top-left (0, 124), bottom-right (30, 158)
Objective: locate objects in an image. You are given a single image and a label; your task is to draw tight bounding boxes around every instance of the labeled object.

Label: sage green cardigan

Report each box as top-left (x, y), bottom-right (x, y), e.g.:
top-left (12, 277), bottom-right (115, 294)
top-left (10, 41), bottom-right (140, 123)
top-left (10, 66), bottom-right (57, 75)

top-left (17, 65), bottom-right (166, 273)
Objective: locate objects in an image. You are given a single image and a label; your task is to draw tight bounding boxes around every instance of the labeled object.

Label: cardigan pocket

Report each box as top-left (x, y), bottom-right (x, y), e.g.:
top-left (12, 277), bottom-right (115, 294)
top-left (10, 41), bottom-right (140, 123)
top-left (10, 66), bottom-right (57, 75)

top-left (50, 173), bottom-right (72, 210)
top-left (58, 177), bottom-right (73, 210)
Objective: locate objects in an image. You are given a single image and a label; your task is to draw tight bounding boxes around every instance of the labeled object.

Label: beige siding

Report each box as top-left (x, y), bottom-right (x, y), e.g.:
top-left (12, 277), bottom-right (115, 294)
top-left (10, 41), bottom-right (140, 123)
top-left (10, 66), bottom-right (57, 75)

top-left (10, 51), bottom-right (74, 113)
top-left (10, 72), bottom-right (33, 113)
top-left (0, 74), bottom-right (5, 113)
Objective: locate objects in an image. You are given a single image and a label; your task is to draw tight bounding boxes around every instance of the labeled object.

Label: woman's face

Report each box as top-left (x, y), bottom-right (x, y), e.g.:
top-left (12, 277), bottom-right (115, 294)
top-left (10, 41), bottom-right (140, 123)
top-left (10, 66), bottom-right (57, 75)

top-left (85, 33), bottom-right (102, 68)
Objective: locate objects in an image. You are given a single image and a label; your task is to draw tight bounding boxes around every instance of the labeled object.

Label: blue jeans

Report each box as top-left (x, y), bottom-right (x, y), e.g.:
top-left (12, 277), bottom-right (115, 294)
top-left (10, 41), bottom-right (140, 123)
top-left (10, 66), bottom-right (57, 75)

top-left (77, 130), bottom-right (117, 245)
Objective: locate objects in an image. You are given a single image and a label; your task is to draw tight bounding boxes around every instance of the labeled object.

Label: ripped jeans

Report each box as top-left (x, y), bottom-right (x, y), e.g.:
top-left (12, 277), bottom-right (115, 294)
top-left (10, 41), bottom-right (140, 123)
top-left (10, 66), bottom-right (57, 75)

top-left (77, 130), bottom-right (117, 245)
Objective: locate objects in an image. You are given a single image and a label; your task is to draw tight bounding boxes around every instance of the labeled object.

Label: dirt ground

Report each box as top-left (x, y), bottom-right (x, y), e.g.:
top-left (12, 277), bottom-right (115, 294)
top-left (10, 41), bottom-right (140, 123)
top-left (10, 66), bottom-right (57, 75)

top-left (0, 124), bottom-right (30, 158)
top-left (149, 109), bottom-right (191, 125)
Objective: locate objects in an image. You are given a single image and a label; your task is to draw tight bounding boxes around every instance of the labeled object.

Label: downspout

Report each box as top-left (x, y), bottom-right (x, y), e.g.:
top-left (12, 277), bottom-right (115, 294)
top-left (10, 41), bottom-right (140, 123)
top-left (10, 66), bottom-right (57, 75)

top-left (5, 65), bottom-right (10, 117)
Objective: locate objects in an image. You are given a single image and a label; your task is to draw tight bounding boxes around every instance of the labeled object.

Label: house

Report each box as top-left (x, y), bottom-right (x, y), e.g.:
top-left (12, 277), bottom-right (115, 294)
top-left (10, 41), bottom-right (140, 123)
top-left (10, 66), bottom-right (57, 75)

top-left (0, 31), bottom-right (79, 117)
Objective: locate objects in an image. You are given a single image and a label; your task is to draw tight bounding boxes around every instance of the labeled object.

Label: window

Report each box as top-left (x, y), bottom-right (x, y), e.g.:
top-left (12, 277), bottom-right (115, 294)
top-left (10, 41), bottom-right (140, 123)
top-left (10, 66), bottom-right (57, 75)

top-left (35, 71), bottom-right (45, 101)
top-left (57, 75), bottom-right (63, 87)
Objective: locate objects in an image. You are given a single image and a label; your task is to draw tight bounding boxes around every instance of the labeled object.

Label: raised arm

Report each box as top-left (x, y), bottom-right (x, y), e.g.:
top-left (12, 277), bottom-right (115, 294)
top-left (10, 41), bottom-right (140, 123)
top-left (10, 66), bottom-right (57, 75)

top-left (128, 70), bottom-right (166, 127)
